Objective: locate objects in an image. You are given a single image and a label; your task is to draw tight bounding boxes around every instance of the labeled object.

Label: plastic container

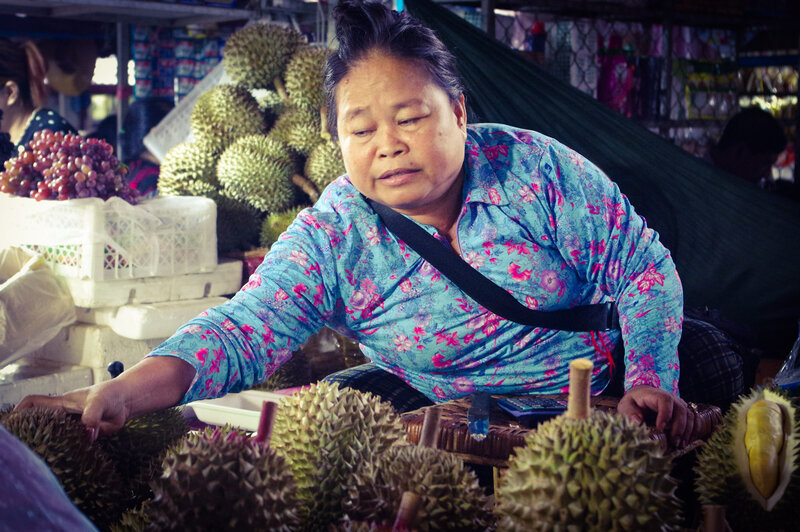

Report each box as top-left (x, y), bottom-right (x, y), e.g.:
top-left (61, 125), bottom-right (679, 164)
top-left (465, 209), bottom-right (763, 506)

top-left (0, 195), bottom-right (217, 281)
top-left (186, 390), bottom-right (287, 431)
top-left (62, 258), bottom-right (243, 308)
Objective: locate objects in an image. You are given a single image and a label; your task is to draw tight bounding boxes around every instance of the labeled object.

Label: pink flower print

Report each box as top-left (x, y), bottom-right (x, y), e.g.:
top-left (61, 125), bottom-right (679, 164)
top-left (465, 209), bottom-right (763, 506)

top-left (413, 311), bottom-right (431, 327)
top-left (432, 353), bottom-right (454, 368)
top-left (221, 319), bottom-right (236, 332)
top-left (664, 316), bottom-right (681, 333)
top-left (606, 259), bottom-right (621, 280)
top-left (262, 325), bottom-right (275, 344)
top-left (287, 249), bottom-right (309, 268)
top-left (482, 315), bottom-right (500, 336)
top-left (628, 370), bottom-right (661, 389)
top-left (240, 324), bottom-right (254, 336)
top-left (509, 263), bottom-right (532, 281)
top-left (525, 296), bottom-right (539, 309)
top-left (419, 260), bottom-right (437, 278)
top-left (293, 283), bottom-right (308, 298)
top-left (540, 270), bottom-right (561, 293)
top-left (432, 386), bottom-right (447, 400)
top-left (209, 348), bottom-right (224, 373)
top-left (546, 182), bottom-right (564, 207)
top-left (434, 330), bottom-right (460, 346)
top-left (400, 277), bottom-right (412, 293)
top-left (603, 199), bottom-right (626, 230)
top-left (463, 251), bottom-right (485, 269)
top-left (453, 377), bottom-right (474, 394)
top-left (466, 313), bottom-right (487, 331)
top-left (241, 274), bottom-right (262, 291)
top-left (183, 324), bottom-right (203, 335)
top-left (390, 366), bottom-right (407, 380)
top-left (366, 225), bottom-right (381, 246)
top-left (488, 187), bottom-right (501, 204)
top-left (275, 289), bottom-right (290, 301)
top-left (589, 239), bottom-right (606, 257)
top-left (503, 241), bottom-right (531, 255)
top-left (518, 184), bottom-right (540, 203)
top-left (634, 263), bottom-right (665, 294)
top-left (393, 334), bottom-right (413, 352)
top-left (482, 144), bottom-right (508, 160)
top-left (195, 348), bottom-right (208, 364)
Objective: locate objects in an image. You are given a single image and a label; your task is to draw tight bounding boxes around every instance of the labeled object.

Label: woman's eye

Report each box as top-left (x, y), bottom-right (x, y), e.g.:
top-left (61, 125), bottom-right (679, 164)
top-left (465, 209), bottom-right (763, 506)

top-left (353, 129), bottom-right (371, 137)
top-left (399, 117), bottom-right (420, 125)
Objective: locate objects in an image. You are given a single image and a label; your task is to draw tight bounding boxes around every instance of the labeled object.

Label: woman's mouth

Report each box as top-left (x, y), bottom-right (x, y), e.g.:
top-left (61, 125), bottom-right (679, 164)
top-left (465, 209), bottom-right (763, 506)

top-left (379, 168), bottom-right (419, 181)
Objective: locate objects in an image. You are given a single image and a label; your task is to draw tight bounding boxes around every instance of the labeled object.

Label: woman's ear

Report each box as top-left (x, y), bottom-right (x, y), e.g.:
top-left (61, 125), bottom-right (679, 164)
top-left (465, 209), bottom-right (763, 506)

top-left (453, 93), bottom-right (467, 130)
top-left (3, 81), bottom-right (20, 107)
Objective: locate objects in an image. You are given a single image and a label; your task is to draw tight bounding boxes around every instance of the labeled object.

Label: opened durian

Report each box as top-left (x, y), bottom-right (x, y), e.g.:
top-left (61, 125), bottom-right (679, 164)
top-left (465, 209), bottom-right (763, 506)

top-left (217, 134), bottom-right (298, 213)
top-left (223, 22), bottom-right (307, 90)
top-left (305, 139), bottom-right (345, 191)
top-left (495, 409), bottom-right (682, 531)
top-left (269, 105), bottom-right (323, 156)
top-left (695, 387), bottom-right (799, 530)
top-left (158, 140), bottom-right (221, 197)
top-left (190, 84), bottom-right (266, 152)
top-left (260, 204), bottom-right (309, 249)
top-left (146, 425), bottom-right (300, 531)
top-left (271, 381), bottom-right (408, 530)
top-left (0, 407), bottom-right (124, 530)
top-left (285, 46), bottom-right (329, 111)
top-left (344, 444), bottom-right (491, 531)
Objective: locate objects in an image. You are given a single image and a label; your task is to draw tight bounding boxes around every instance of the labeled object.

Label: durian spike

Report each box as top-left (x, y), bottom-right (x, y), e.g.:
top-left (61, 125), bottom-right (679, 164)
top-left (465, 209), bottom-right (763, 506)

top-left (292, 172), bottom-right (320, 202)
top-left (320, 106), bottom-right (331, 141)
top-left (254, 400), bottom-right (278, 445)
top-left (566, 358), bottom-right (594, 420)
top-left (274, 77), bottom-right (288, 100)
top-left (418, 406), bottom-right (441, 448)
top-left (700, 504), bottom-right (733, 532)
top-left (392, 491), bottom-right (422, 532)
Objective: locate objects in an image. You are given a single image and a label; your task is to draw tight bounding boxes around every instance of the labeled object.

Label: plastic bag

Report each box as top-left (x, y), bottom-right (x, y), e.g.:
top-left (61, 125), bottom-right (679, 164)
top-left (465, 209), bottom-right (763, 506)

top-left (0, 246), bottom-right (76, 367)
top-left (773, 319), bottom-right (800, 396)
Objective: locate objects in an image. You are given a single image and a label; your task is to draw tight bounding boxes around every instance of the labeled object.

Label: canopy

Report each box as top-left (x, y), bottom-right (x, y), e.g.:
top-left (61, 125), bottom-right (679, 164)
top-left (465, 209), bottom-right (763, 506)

top-left (406, 0), bottom-right (800, 353)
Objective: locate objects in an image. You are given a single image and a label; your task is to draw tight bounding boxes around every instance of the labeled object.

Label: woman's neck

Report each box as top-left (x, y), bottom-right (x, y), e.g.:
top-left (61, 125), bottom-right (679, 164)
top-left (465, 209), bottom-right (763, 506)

top-left (7, 106), bottom-right (36, 145)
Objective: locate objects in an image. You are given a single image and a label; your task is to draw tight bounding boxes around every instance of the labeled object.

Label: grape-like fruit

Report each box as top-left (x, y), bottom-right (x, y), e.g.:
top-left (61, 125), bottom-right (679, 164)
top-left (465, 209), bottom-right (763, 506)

top-left (0, 130), bottom-right (138, 203)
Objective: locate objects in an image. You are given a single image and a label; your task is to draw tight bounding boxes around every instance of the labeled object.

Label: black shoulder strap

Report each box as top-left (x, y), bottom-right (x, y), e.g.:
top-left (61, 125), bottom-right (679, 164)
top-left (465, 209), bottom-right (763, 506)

top-left (366, 197), bottom-right (619, 332)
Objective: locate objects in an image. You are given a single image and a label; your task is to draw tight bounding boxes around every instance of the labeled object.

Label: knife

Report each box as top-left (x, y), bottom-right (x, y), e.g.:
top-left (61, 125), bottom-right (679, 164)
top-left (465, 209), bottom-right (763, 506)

top-left (467, 391), bottom-right (490, 441)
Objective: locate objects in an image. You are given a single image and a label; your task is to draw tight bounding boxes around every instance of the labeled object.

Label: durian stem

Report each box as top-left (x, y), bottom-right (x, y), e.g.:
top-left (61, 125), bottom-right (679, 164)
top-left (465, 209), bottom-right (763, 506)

top-left (273, 76), bottom-right (288, 100)
top-left (566, 358), bottom-right (594, 420)
top-left (701, 505), bottom-right (732, 532)
top-left (419, 406), bottom-right (441, 448)
top-left (254, 400), bottom-right (278, 445)
top-left (392, 491), bottom-right (422, 531)
top-left (320, 106), bottom-right (331, 141)
top-left (292, 173), bottom-right (320, 202)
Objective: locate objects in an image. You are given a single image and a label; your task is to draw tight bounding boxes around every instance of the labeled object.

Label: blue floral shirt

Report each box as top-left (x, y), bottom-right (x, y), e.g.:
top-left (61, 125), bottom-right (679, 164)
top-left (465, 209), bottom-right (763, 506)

top-left (152, 124), bottom-right (683, 404)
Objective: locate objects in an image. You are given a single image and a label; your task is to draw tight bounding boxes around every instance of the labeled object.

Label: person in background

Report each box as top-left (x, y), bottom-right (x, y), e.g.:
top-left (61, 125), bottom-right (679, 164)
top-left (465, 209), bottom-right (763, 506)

top-left (710, 106), bottom-right (788, 191)
top-left (119, 97), bottom-right (174, 198)
top-left (0, 38), bottom-right (76, 149)
top-left (86, 114), bottom-right (118, 152)
top-left (19, 0), bottom-right (717, 450)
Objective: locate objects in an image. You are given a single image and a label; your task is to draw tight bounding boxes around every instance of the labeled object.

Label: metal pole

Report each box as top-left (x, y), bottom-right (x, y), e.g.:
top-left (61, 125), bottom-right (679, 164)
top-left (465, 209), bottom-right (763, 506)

top-left (481, 0), bottom-right (495, 38)
top-left (116, 22), bottom-right (130, 160)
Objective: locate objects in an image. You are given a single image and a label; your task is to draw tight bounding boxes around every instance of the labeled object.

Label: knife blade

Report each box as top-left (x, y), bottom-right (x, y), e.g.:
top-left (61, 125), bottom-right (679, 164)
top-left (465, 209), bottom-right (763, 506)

top-left (467, 391), bottom-right (490, 441)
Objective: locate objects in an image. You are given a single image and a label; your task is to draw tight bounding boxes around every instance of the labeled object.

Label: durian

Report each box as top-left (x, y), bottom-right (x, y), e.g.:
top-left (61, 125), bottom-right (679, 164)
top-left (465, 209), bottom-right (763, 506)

top-left (217, 134), bottom-right (298, 213)
top-left (223, 22), bottom-right (307, 90)
top-left (260, 204), bottom-right (308, 249)
top-left (344, 444), bottom-right (492, 531)
top-left (215, 195), bottom-right (264, 254)
top-left (190, 84), bottom-right (266, 152)
top-left (110, 503), bottom-right (150, 532)
top-left (271, 381), bottom-right (408, 530)
top-left (269, 105), bottom-right (323, 156)
top-left (495, 409), bottom-right (683, 531)
top-left (251, 350), bottom-right (311, 392)
top-left (695, 387), bottom-right (800, 530)
top-left (285, 46), bottom-right (330, 111)
top-left (0, 407), bottom-right (124, 530)
top-left (145, 425), bottom-right (300, 531)
top-left (158, 140), bottom-right (221, 197)
top-left (304, 139), bottom-right (345, 191)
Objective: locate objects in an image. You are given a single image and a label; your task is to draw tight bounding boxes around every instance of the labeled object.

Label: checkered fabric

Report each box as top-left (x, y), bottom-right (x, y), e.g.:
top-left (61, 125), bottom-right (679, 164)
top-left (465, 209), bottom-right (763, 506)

top-left (323, 363), bottom-right (433, 413)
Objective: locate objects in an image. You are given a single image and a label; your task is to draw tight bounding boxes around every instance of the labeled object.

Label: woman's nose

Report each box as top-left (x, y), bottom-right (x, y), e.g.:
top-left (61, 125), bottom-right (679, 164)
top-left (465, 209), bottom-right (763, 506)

top-left (377, 128), bottom-right (407, 158)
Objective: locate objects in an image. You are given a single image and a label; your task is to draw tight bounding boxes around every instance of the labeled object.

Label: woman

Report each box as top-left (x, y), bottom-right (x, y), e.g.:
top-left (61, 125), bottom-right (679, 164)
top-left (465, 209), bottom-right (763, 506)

top-left (0, 38), bottom-right (76, 149)
top-left (18, 0), bottom-right (696, 447)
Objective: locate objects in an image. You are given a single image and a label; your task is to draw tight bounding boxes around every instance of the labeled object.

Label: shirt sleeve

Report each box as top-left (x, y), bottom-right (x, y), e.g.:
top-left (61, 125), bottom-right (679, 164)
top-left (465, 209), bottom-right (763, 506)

top-left (537, 140), bottom-right (683, 395)
top-left (147, 208), bottom-right (341, 403)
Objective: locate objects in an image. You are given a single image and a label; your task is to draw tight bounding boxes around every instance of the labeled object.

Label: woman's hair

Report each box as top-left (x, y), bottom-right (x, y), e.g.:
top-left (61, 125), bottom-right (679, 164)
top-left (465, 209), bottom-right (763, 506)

top-left (0, 39), bottom-right (47, 110)
top-left (119, 97), bottom-right (174, 163)
top-left (717, 107), bottom-right (787, 155)
top-left (324, 0), bottom-right (463, 138)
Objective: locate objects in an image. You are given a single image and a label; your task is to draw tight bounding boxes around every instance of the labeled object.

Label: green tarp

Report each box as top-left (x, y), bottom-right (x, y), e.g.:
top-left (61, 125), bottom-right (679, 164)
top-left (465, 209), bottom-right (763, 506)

top-left (406, 0), bottom-right (800, 354)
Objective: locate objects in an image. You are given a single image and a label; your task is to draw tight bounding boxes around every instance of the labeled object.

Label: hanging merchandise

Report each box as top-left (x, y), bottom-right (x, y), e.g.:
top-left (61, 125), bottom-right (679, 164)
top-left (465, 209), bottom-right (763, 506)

top-left (597, 33), bottom-right (635, 116)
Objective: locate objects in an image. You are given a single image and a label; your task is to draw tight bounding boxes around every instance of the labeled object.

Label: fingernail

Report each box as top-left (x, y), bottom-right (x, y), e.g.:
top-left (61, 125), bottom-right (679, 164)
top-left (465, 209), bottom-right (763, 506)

top-left (89, 427), bottom-right (98, 443)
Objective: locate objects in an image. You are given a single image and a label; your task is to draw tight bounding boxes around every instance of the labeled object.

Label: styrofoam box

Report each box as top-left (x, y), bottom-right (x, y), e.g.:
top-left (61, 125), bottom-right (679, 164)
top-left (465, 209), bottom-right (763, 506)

top-left (0, 194), bottom-right (217, 281)
top-left (186, 390), bottom-right (287, 432)
top-left (63, 258), bottom-right (243, 308)
top-left (0, 359), bottom-right (93, 409)
top-left (28, 323), bottom-right (169, 385)
top-left (75, 296), bottom-right (230, 340)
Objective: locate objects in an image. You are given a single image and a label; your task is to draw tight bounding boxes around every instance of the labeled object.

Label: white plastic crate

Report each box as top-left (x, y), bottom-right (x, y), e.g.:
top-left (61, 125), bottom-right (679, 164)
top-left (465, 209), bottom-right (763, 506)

top-left (62, 258), bottom-right (243, 308)
top-left (75, 296), bottom-right (230, 340)
top-left (0, 194), bottom-right (217, 281)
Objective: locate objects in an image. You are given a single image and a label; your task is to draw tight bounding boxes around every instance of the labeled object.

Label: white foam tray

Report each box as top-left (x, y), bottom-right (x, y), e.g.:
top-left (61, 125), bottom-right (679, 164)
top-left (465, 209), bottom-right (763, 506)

top-left (63, 258), bottom-right (243, 308)
top-left (186, 390), bottom-right (287, 432)
top-left (0, 360), bottom-right (93, 408)
top-left (75, 296), bottom-right (230, 340)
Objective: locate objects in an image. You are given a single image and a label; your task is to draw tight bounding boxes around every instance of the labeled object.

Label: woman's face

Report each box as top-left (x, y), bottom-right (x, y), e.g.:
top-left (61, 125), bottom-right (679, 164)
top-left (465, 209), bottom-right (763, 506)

top-left (336, 51), bottom-right (467, 218)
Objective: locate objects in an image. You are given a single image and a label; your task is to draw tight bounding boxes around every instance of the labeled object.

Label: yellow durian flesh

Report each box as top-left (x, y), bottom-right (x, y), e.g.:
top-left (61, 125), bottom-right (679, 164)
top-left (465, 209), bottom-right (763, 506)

top-left (745, 399), bottom-right (784, 499)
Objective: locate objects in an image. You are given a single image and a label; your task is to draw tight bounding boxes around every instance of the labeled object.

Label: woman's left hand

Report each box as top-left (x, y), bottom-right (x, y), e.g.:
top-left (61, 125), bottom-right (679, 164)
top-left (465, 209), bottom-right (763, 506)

top-left (617, 384), bottom-right (695, 448)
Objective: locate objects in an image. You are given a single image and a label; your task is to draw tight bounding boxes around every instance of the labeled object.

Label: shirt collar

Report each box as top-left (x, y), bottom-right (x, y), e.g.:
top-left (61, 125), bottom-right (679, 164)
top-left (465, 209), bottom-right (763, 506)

top-left (462, 126), bottom-right (511, 206)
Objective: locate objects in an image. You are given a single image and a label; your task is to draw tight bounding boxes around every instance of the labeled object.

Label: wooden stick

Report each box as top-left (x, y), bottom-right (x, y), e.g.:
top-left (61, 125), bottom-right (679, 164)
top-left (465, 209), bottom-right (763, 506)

top-left (566, 358), bottom-right (594, 420)
top-left (292, 173), bottom-right (320, 203)
top-left (254, 400), bottom-right (278, 445)
top-left (701, 505), bottom-right (732, 532)
top-left (418, 406), bottom-right (441, 448)
top-left (392, 491), bottom-right (423, 531)
top-left (273, 76), bottom-right (287, 100)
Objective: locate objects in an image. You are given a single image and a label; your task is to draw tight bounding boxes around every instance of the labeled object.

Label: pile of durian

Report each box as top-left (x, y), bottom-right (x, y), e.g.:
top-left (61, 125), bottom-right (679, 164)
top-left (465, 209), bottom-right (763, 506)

top-left (159, 22), bottom-right (346, 254)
